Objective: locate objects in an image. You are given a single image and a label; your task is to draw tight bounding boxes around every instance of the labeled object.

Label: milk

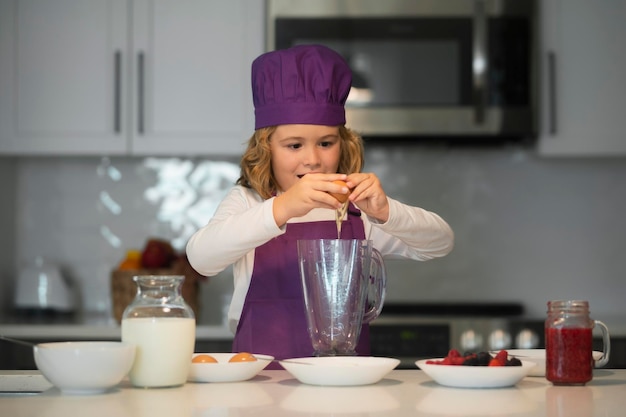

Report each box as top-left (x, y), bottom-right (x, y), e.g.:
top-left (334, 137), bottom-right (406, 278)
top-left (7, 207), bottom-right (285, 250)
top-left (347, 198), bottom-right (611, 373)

top-left (121, 317), bottom-right (195, 388)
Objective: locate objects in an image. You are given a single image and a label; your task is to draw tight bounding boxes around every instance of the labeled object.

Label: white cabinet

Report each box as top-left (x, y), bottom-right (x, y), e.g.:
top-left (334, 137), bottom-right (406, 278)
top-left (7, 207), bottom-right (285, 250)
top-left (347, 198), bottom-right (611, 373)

top-left (538, 0), bottom-right (626, 156)
top-left (0, 0), bottom-right (263, 156)
top-left (0, 0), bottom-right (127, 154)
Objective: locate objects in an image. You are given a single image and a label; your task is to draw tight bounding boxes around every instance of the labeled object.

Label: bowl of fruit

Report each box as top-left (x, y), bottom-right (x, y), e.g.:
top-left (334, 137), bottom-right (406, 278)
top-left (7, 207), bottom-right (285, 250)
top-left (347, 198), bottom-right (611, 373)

top-left (416, 350), bottom-right (534, 388)
top-left (188, 352), bottom-right (273, 383)
top-left (500, 349), bottom-right (606, 377)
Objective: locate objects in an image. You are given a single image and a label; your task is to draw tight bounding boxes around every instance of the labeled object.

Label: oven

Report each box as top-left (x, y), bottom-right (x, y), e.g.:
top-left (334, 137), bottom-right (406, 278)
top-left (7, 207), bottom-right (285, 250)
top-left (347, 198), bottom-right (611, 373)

top-left (369, 303), bottom-right (545, 369)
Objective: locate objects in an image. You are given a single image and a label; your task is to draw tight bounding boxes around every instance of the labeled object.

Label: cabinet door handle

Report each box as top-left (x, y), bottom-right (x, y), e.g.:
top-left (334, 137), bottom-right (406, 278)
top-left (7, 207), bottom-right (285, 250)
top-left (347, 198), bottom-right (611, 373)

top-left (137, 51), bottom-right (145, 135)
top-left (472, 0), bottom-right (487, 125)
top-left (547, 51), bottom-right (557, 135)
top-left (114, 51), bottom-right (121, 134)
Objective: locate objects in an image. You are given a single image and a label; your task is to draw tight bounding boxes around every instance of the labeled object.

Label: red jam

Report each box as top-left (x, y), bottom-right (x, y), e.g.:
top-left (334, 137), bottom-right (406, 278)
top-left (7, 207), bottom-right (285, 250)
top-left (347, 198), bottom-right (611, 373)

top-left (546, 327), bottom-right (593, 385)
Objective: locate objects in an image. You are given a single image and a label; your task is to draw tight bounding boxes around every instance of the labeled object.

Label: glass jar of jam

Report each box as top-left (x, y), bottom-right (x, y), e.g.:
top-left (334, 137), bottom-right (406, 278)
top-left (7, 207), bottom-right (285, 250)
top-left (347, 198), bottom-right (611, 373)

top-left (545, 300), bottom-right (610, 385)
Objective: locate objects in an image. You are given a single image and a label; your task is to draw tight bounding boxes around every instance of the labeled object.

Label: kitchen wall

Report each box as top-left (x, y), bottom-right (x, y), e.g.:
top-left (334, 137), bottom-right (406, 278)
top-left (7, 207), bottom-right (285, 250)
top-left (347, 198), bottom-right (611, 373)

top-left (2, 144), bottom-right (626, 324)
top-left (0, 158), bottom-right (17, 309)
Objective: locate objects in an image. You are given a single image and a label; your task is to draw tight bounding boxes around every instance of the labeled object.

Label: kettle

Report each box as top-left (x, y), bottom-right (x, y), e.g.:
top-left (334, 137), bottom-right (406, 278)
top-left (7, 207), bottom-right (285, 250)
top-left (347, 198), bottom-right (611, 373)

top-left (15, 257), bottom-right (75, 312)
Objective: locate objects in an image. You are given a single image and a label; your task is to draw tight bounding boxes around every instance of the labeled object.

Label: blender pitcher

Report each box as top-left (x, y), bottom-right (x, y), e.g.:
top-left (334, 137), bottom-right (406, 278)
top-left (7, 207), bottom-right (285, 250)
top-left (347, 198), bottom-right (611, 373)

top-left (297, 239), bottom-right (386, 356)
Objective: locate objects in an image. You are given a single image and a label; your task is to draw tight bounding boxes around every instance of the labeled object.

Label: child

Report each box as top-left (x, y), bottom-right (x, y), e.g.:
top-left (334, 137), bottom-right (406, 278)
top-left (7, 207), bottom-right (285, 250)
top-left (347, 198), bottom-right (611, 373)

top-left (186, 45), bottom-right (454, 364)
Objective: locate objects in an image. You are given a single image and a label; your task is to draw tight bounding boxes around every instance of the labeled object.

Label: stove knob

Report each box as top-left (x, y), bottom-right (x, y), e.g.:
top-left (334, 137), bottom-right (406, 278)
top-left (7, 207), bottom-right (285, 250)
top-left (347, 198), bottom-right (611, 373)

top-left (488, 329), bottom-right (512, 350)
top-left (516, 329), bottom-right (540, 349)
top-left (460, 330), bottom-right (483, 352)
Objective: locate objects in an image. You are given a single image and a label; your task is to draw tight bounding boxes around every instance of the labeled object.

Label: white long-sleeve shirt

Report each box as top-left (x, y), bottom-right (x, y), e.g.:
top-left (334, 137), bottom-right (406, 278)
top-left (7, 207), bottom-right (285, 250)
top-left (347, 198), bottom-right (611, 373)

top-left (186, 185), bottom-right (454, 332)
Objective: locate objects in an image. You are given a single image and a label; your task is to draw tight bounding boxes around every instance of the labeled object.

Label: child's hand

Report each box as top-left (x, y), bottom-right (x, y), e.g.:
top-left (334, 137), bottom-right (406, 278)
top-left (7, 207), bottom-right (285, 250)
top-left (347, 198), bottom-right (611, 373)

top-left (272, 174), bottom-right (347, 226)
top-left (346, 173), bottom-right (390, 223)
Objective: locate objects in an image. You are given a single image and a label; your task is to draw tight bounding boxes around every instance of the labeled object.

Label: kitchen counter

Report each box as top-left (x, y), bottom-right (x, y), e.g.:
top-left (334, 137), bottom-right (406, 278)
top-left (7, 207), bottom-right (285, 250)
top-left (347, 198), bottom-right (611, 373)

top-left (0, 322), bottom-right (234, 370)
top-left (3, 313), bottom-right (625, 340)
top-left (1, 369), bottom-right (625, 416)
top-left (0, 323), bottom-right (233, 341)
top-left (3, 319), bottom-right (626, 340)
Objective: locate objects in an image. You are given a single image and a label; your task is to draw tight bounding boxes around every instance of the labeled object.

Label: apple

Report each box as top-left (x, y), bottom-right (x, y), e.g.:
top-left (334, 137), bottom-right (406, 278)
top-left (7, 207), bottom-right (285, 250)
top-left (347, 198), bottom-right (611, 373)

top-left (141, 238), bottom-right (175, 269)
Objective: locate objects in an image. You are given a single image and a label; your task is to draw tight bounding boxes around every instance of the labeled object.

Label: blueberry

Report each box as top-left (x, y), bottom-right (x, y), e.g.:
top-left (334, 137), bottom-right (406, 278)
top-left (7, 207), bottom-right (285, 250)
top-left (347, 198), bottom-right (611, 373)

top-left (463, 357), bottom-right (480, 366)
top-left (507, 357), bottom-right (522, 367)
top-left (476, 352), bottom-right (492, 366)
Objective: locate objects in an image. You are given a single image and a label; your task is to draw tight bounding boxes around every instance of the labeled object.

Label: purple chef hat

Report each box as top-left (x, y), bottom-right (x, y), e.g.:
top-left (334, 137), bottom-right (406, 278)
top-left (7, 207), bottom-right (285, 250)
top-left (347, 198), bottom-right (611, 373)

top-left (252, 44), bottom-right (352, 130)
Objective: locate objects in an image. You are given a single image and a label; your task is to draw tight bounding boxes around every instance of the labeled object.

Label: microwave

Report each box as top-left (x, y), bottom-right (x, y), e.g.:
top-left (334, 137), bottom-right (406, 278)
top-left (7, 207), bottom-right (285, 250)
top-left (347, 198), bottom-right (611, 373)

top-left (267, 0), bottom-right (538, 142)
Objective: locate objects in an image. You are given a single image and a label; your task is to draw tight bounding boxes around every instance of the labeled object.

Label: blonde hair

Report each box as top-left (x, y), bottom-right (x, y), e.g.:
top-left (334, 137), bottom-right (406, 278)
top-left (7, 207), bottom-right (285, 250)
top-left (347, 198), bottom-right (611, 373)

top-left (237, 126), bottom-right (364, 199)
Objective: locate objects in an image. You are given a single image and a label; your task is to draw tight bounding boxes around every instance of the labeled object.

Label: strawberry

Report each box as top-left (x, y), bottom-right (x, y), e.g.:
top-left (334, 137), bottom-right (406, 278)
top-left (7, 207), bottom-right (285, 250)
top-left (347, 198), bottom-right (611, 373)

top-left (447, 349), bottom-right (462, 358)
top-left (488, 358), bottom-right (506, 367)
top-left (440, 357), bottom-right (454, 365)
top-left (450, 356), bottom-right (466, 365)
top-left (495, 350), bottom-right (508, 363)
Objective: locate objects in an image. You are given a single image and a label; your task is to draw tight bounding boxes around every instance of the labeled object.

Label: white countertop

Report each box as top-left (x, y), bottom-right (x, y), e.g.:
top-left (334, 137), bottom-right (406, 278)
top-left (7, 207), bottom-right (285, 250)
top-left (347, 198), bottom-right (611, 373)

top-left (1, 369), bottom-right (625, 416)
top-left (0, 323), bottom-right (233, 340)
top-left (2, 319), bottom-right (625, 341)
top-left (3, 314), bottom-right (625, 341)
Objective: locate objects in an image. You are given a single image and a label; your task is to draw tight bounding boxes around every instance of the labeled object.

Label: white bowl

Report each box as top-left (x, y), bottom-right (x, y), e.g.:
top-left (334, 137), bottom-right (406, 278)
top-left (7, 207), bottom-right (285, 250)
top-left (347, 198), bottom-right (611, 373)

top-left (34, 341), bottom-right (135, 394)
top-left (188, 353), bottom-right (273, 383)
top-left (416, 358), bottom-right (534, 388)
top-left (279, 356), bottom-right (400, 386)
top-left (503, 349), bottom-right (605, 377)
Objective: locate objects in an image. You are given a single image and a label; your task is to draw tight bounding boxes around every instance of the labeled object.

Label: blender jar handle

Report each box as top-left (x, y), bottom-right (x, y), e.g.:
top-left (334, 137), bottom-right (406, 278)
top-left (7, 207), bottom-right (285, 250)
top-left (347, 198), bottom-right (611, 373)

top-left (362, 248), bottom-right (387, 324)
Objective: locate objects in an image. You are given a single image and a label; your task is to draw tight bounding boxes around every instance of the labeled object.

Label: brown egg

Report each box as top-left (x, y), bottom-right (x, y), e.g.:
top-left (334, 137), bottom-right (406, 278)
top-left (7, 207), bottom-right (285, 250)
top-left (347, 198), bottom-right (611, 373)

top-left (229, 352), bottom-right (257, 363)
top-left (192, 354), bottom-right (218, 363)
top-left (329, 180), bottom-right (351, 203)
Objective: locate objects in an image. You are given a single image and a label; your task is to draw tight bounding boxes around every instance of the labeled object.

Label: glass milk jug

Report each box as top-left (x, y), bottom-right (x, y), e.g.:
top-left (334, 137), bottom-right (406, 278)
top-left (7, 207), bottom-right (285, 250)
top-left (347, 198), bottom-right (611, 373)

top-left (545, 300), bottom-right (610, 385)
top-left (122, 275), bottom-right (196, 388)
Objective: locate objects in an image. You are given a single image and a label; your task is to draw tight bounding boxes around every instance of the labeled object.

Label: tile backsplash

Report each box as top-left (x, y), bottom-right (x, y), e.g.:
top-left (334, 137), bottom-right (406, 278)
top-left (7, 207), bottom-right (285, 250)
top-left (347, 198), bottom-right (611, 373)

top-left (3, 145), bottom-right (626, 324)
top-left (9, 155), bottom-right (241, 324)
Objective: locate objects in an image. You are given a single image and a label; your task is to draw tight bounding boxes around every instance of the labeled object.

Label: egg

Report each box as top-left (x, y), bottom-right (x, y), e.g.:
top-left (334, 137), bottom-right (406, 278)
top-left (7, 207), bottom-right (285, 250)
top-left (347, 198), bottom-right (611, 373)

top-left (329, 180), bottom-right (351, 203)
top-left (192, 354), bottom-right (218, 363)
top-left (229, 352), bottom-right (257, 363)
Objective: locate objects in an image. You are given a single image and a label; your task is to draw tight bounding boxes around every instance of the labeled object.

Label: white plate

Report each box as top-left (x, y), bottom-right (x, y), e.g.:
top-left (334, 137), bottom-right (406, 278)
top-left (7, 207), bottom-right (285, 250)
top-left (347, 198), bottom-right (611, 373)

top-left (279, 356), bottom-right (400, 386)
top-left (502, 349), bottom-right (605, 377)
top-left (0, 371), bottom-right (53, 393)
top-left (188, 353), bottom-right (273, 383)
top-left (416, 358), bottom-right (534, 388)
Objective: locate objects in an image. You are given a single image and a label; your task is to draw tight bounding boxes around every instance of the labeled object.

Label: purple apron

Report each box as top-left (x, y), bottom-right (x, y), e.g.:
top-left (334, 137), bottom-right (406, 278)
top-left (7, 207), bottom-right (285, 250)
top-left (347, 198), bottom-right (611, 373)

top-left (232, 204), bottom-right (369, 368)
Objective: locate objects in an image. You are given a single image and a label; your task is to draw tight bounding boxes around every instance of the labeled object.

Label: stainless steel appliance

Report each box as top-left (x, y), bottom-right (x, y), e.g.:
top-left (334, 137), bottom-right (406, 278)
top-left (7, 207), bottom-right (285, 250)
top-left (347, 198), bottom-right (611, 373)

top-left (14, 257), bottom-right (75, 315)
top-left (369, 303), bottom-right (545, 369)
top-left (267, 0), bottom-right (538, 141)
